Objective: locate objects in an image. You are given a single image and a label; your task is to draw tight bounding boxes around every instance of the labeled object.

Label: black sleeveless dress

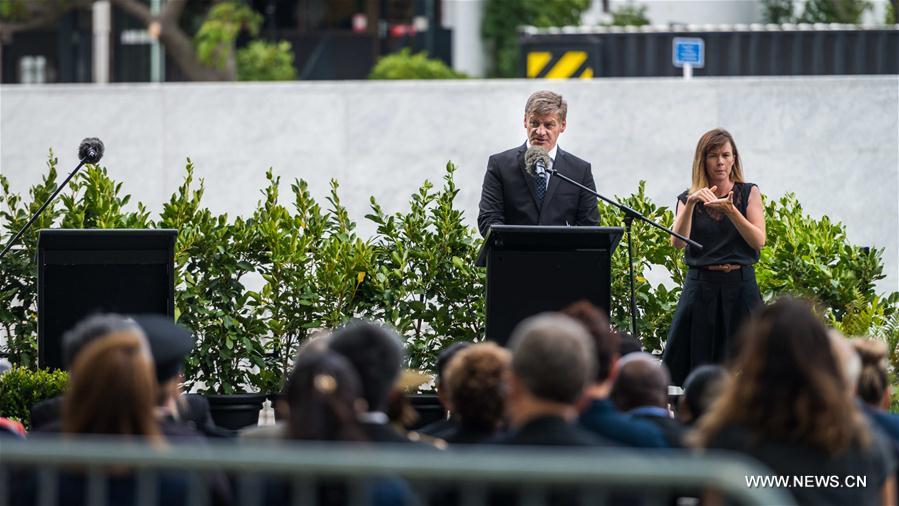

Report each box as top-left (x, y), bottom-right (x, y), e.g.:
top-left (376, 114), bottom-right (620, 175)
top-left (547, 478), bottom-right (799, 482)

top-left (662, 182), bottom-right (764, 386)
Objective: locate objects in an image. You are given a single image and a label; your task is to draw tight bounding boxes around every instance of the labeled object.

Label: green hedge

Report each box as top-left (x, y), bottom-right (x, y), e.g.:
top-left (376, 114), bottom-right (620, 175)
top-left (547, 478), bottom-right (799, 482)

top-left (1, 153), bottom-right (896, 396)
top-left (0, 366), bottom-right (68, 428)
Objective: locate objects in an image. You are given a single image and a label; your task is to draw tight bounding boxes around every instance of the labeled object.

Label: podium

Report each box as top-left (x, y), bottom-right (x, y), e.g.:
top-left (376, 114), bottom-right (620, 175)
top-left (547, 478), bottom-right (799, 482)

top-left (476, 225), bottom-right (623, 345)
top-left (37, 229), bottom-right (177, 370)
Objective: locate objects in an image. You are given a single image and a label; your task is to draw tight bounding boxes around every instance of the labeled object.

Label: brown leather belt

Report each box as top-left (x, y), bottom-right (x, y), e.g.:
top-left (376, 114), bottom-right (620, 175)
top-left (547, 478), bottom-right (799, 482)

top-left (703, 264), bottom-right (744, 272)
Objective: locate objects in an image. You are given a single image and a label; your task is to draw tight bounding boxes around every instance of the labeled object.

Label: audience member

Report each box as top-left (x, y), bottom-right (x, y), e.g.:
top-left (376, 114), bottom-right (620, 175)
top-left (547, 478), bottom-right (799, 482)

top-left (30, 313), bottom-right (139, 430)
top-left (694, 297), bottom-right (896, 505)
top-left (852, 338), bottom-right (899, 439)
top-left (677, 365), bottom-right (728, 426)
top-left (418, 342), bottom-right (471, 438)
top-left (328, 320), bottom-right (418, 444)
top-left (611, 353), bottom-right (686, 448)
top-left (441, 343), bottom-right (510, 444)
top-left (499, 312), bottom-right (612, 446)
top-left (562, 301), bottom-right (668, 448)
top-left (16, 331), bottom-right (190, 506)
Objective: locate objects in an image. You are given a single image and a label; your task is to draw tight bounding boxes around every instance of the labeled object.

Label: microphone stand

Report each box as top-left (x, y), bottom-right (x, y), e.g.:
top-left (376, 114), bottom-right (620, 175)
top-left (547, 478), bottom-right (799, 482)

top-left (0, 156), bottom-right (91, 261)
top-left (544, 166), bottom-right (703, 339)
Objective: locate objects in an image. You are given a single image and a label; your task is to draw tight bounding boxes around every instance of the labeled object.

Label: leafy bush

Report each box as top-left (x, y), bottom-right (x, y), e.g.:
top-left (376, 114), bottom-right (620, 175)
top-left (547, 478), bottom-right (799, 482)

top-left (482, 0), bottom-right (590, 77)
top-left (369, 49), bottom-right (466, 80)
top-left (1, 154), bottom-right (896, 400)
top-left (237, 40), bottom-right (296, 81)
top-left (762, 0), bottom-right (796, 23)
top-left (801, 0), bottom-right (871, 23)
top-left (0, 366), bottom-right (68, 428)
top-left (194, 1), bottom-right (262, 71)
top-left (608, 2), bottom-right (651, 26)
top-left (888, 0), bottom-right (896, 23)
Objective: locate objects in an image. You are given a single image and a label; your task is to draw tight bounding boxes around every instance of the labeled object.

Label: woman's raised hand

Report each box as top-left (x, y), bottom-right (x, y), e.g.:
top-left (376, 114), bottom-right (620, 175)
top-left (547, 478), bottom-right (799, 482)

top-left (686, 185), bottom-right (719, 206)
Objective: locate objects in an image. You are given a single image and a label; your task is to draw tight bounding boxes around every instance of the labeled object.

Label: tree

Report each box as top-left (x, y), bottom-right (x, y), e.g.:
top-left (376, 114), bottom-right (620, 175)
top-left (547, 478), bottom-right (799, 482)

top-left (761, 0), bottom-right (795, 23)
top-left (0, 0), bottom-right (287, 81)
top-left (801, 0), bottom-right (871, 23)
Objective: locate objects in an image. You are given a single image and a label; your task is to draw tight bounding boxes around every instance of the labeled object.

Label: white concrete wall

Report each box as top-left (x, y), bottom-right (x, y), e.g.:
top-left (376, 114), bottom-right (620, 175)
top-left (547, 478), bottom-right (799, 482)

top-left (1, 77), bottom-right (897, 294)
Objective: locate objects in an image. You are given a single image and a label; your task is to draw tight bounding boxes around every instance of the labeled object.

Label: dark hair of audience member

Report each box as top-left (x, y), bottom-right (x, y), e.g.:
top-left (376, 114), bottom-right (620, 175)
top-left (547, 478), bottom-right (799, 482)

top-left (561, 300), bottom-right (617, 382)
top-left (285, 351), bottom-right (366, 442)
top-left (694, 297), bottom-right (871, 455)
top-left (680, 365), bottom-right (728, 424)
top-left (444, 343), bottom-right (510, 431)
top-left (617, 331), bottom-right (643, 357)
top-left (436, 342), bottom-right (471, 389)
top-left (328, 320), bottom-right (403, 413)
top-left (62, 313), bottom-right (139, 370)
top-left (610, 354), bottom-right (670, 412)
top-left (62, 330), bottom-right (161, 440)
top-left (852, 339), bottom-right (890, 408)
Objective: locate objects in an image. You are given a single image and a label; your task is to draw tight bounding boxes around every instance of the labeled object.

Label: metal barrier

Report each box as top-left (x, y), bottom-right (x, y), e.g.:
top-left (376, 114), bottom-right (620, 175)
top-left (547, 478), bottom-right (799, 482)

top-left (0, 436), bottom-right (796, 505)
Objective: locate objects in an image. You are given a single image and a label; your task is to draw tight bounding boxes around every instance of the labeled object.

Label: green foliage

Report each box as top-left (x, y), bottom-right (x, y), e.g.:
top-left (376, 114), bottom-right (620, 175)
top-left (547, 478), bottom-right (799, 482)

top-left (0, 366), bottom-right (68, 429)
top-left (801, 0), bottom-right (871, 23)
top-left (194, 1), bottom-right (262, 70)
top-left (757, 193), bottom-right (888, 322)
top-left (369, 48), bottom-right (467, 80)
top-left (482, 0), bottom-right (590, 77)
top-left (365, 162), bottom-right (485, 370)
top-left (888, 0), bottom-right (896, 23)
top-left (2, 155), bottom-right (896, 399)
top-left (608, 2), bottom-right (651, 26)
top-left (599, 182), bottom-right (683, 352)
top-left (237, 40), bottom-right (296, 81)
top-left (762, 0), bottom-right (796, 23)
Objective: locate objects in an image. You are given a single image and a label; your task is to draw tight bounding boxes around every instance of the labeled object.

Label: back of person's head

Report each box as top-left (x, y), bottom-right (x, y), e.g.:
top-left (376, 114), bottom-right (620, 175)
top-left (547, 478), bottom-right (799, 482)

top-left (617, 331), bottom-right (643, 357)
top-left (561, 300), bottom-right (617, 383)
top-left (525, 90), bottom-right (567, 122)
top-left (62, 330), bottom-right (160, 439)
top-left (610, 353), bottom-right (670, 412)
top-left (680, 365), bottom-right (729, 424)
top-left (508, 313), bottom-right (596, 404)
top-left (285, 350), bottom-right (366, 442)
top-left (444, 343), bottom-right (510, 431)
top-left (852, 338), bottom-right (890, 408)
top-left (328, 320), bottom-right (403, 412)
top-left (695, 297), bottom-right (869, 455)
top-left (828, 329), bottom-right (862, 394)
top-left (62, 314), bottom-right (139, 370)
top-left (436, 342), bottom-right (471, 391)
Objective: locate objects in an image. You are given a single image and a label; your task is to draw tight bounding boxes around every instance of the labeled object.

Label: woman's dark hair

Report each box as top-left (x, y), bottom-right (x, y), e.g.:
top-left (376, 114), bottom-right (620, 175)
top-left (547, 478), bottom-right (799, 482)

top-left (284, 350), bottom-right (367, 442)
top-left (444, 343), bottom-right (510, 431)
top-left (852, 339), bottom-right (890, 407)
top-left (694, 297), bottom-right (870, 455)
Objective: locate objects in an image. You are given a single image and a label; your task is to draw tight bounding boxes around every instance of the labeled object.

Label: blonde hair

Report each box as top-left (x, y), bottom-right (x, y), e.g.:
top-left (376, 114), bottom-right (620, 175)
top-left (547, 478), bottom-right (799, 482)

top-left (63, 330), bottom-right (161, 441)
top-left (689, 128), bottom-right (745, 194)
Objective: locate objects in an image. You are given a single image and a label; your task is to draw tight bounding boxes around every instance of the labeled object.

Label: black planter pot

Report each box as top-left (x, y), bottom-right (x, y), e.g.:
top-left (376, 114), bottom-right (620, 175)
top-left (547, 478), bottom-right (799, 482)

top-left (205, 393), bottom-right (271, 432)
top-left (409, 393), bottom-right (446, 430)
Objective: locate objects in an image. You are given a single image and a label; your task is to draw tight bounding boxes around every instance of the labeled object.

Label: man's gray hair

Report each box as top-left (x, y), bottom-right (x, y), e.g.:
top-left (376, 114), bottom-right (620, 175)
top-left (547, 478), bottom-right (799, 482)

top-left (525, 90), bottom-right (568, 122)
top-left (508, 313), bottom-right (596, 404)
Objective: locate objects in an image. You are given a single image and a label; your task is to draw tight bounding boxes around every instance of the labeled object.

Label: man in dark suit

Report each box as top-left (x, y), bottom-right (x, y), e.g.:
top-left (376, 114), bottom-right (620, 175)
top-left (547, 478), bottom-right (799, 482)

top-left (477, 90), bottom-right (600, 237)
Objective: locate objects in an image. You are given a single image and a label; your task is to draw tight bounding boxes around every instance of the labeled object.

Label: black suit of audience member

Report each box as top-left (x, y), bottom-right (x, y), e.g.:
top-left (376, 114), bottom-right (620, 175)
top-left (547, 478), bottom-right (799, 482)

top-left (497, 415), bottom-right (606, 447)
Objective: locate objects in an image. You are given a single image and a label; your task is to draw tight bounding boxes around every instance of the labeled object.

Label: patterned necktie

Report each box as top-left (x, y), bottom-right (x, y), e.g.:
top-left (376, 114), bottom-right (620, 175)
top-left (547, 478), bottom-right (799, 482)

top-left (535, 171), bottom-right (547, 209)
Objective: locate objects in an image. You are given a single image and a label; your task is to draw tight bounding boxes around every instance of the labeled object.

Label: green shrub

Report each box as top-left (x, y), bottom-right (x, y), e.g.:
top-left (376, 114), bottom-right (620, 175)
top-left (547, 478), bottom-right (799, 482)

top-left (482, 0), bottom-right (590, 77)
top-left (0, 366), bottom-right (68, 428)
top-left (609, 2), bottom-right (651, 26)
top-left (369, 49), bottom-right (466, 80)
top-left (1, 154), bottom-right (896, 400)
top-left (762, 0), bottom-right (795, 23)
top-left (888, 0), bottom-right (896, 23)
top-left (237, 40), bottom-right (296, 81)
top-left (801, 0), bottom-right (871, 23)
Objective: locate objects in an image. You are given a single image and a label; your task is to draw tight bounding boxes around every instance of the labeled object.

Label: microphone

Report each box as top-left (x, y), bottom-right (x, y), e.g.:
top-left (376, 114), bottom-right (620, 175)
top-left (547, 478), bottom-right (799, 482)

top-left (0, 138), bottom-right (105, 260)
top-left (524, 146), bottom-right (550, 177)
top-left (78, 137), bottom-right (104, 164)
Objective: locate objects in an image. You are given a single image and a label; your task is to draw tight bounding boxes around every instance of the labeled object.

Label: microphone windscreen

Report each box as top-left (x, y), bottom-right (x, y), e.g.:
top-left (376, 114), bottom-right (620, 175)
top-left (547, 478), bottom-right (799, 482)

top-left (524, 146), bottom-right (549, 175)
top-left (78, 137), bottom-right (104, 164)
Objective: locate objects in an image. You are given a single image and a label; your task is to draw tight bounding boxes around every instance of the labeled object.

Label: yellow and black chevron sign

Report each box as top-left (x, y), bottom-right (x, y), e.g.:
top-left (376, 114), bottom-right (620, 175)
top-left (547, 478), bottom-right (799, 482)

top-left (526, 50), bottom-right (594, 79)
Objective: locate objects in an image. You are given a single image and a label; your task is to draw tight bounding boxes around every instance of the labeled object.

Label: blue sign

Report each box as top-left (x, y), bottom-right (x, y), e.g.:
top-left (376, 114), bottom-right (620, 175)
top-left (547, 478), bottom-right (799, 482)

top-left (673, 38), bottom-right (705, 68)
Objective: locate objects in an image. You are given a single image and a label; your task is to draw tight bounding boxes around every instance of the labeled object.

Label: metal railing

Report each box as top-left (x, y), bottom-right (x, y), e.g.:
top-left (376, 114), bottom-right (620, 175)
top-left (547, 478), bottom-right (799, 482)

top-left (0, 436), bottom-right (796, 505)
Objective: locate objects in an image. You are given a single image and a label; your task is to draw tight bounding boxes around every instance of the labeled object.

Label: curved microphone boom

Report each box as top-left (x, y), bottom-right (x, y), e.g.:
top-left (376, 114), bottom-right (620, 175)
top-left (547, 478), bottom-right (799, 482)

top-left (0, 138), bottom-right (104, 260)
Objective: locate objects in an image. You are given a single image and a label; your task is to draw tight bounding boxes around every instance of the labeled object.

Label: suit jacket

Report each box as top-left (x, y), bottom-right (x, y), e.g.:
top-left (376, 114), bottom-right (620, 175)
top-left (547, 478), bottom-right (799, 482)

top-left (477, 144), bottom-right (601, 237)
top-left (496, 415), bottom-right (614, 447)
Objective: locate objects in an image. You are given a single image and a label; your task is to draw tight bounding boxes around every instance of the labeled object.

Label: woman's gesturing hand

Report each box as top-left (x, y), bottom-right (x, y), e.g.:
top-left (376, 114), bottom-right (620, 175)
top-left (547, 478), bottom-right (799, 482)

top-left (686, 185), bottom-right (719, 206)
top-left (704, 191), bottom-right (736, 217)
